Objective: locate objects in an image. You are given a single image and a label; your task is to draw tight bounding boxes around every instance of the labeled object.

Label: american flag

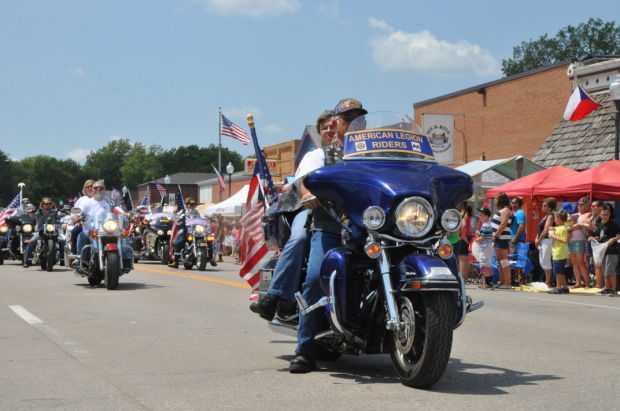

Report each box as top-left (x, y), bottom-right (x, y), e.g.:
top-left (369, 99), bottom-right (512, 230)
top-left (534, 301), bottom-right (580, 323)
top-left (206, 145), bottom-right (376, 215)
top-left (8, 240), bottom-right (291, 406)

top-left (238, 173), bottom-right (274, 291)
top-left (246, 117), bottom-right (276, 203)
top-left (175, 185), bottom-right (185, 211)
top-left (137, 193), bottom-right (149, 213)
top-left (0, 192), bottom-right (23, 225)
top-left (155, 182), bottom-right (167, 198)
top-left (221, 114), bottom-right (250, 145)
top-left (212, 165), bottom-right (226, 192)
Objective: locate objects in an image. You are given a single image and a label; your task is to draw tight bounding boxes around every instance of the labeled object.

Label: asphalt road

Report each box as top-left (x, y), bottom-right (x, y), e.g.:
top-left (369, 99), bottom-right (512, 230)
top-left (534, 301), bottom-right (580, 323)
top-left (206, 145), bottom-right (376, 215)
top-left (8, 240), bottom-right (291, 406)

top-left (0, 258), bottom-right (618, 410)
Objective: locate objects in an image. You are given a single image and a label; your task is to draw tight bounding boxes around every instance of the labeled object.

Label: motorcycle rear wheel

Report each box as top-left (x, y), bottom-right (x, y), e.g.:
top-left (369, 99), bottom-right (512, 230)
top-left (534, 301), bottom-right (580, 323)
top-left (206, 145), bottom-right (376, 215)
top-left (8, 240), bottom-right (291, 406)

top-left (104, 251), bottom-right (120, 290)
top-left (390, 292), bottom-right (453, 389)
top-left (46, 239), bottom-right (54, 272)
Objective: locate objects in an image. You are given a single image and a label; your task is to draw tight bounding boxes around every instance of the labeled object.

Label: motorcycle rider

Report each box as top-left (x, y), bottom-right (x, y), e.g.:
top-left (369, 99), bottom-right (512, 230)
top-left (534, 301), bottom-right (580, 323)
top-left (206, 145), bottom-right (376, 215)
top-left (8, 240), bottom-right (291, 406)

top-left (251, 110), bottom-right (336, 319)
top-left (168, 197), bottom-right (202, 268)
top-left (70, 179), bottom-right (95, 255)
top-left (6, 197), bottom-right (31, 253)
top-left (23, 197), bottom-right (65, 267)
top-left (289, 98), bottom-right (367, 373)
top-left (75, 180), bottom-right (110, 264)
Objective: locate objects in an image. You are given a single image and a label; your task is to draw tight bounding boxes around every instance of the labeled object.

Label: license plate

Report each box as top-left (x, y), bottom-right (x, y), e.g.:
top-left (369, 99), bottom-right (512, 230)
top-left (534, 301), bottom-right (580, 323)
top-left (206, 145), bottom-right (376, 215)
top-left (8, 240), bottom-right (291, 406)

top-left (200, 242), bottom-right (208, 246)
top-left (161, 219), bottom-right (169, 222)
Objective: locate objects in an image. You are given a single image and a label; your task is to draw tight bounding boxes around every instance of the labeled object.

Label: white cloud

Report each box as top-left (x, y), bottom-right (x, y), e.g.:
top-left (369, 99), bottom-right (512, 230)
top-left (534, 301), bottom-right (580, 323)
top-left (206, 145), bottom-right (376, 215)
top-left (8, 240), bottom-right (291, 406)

top-left (263, 123), bottom-right (285, 134)
top-left (69, 67), bottom-right (89, 79)
top-left (192, 0), bottom-right (300, 17)
top-left (67, 148), bottom-right (91, 163)
top-left (368, 18), bottom-right (500, 77)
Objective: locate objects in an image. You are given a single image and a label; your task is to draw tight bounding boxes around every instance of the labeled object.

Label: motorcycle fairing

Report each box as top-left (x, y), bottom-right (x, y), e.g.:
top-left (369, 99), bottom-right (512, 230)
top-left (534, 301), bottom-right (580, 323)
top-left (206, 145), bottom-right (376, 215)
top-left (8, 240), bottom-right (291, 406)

top-left (303, 160), bottom-right (473, 230)
top-left (396, 254), bottom-right (459, 292)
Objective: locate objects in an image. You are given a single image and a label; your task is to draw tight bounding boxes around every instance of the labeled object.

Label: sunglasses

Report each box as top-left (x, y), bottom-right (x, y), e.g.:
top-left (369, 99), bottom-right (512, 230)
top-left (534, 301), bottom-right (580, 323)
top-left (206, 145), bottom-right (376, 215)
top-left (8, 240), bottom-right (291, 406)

top-left (93, 186), bottom-right (105, 191)
top-left (43, 202), bottom-right (53, 205)
top-left (86, 185), bottom-right (93, 189)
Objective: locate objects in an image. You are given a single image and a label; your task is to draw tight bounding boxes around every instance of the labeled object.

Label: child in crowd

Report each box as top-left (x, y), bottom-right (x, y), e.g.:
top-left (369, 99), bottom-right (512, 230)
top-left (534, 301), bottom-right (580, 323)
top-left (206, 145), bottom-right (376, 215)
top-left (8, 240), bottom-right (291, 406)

top-left (588, 203), bottom-right (619, 296)
top-left (548, 210), bottom-right (569, 294)
top-left (474, 207), bottom-right (494, 288)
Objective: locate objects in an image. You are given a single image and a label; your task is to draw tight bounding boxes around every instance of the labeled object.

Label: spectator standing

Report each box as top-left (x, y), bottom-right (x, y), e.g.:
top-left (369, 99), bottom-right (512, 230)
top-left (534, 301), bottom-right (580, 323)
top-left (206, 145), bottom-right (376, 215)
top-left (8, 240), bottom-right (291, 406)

top-left (548, 210), bottom-right (569, 294)
top-left (588, 204), bottom-right (619, 296)
top-left (473, 207), bottom-right (494, 288)
top-left (456, 202), bottom-right (473, 280)
top-left (535, 197), bottom-right (557, 288)
top-left (567, 197), bottom-right (591, 288)
top-left (491, 192), bottom-right (513, 289)
top-left (510, 197), bottom-right (527, 284)
top-left (586, 200), bottom-right (604, 288)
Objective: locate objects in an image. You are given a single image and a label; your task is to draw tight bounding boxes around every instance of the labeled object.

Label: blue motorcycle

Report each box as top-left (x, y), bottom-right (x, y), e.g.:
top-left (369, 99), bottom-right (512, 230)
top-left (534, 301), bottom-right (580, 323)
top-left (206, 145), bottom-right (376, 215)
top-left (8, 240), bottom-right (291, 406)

top-left (259, 112), bottom-right (483, 388)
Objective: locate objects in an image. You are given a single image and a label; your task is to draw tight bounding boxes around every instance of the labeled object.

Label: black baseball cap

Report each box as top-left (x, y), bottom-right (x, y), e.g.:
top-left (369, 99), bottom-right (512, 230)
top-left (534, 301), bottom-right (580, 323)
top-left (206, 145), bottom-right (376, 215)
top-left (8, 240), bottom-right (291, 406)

top-left (478, 207), bottom-right (491, 216)
top-left (334, 98), bottom-right (368, 116)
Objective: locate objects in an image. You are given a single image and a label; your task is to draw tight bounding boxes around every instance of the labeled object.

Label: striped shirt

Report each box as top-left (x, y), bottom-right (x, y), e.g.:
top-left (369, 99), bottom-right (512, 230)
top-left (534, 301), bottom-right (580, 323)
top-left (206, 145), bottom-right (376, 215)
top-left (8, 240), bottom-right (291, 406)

top-left (491, 209), bottom-right (512, 240)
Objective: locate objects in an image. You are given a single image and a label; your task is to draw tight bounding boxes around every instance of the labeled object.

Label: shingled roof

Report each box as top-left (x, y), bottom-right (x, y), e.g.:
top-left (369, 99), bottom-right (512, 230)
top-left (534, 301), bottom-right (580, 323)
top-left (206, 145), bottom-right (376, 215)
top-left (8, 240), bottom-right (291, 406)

top-left (533, 92), bottom-right (616, 171)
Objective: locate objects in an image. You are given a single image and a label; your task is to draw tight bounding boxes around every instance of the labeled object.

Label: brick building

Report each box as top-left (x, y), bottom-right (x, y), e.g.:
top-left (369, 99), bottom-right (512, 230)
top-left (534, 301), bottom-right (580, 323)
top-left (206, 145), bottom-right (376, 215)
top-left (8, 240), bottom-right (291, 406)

top-left (413, 61), bottom-right (572, 167)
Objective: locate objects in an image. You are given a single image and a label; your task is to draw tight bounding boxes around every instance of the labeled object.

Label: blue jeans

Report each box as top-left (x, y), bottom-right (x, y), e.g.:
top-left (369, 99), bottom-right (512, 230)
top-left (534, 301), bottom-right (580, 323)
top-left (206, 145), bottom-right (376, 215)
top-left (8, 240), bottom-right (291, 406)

top-left (296, 230), bottom-right (341, 357)
top-left (78, 231), bottom-right (132, 261)
top-left (25, 234), bottom-right (66, 264)
top-left (268, 209), bottom-right (310, 301)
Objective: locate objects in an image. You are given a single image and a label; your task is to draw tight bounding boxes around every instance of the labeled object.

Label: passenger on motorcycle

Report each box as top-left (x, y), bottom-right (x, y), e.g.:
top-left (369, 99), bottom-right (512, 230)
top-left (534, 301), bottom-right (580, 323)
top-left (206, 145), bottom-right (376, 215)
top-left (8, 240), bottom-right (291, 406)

top-left (167, 197), bottom-right (203, 268)
top-left (23, 197), bottom-right (65, 267)
top-left (251, 110), bottom-right (336, 320)
top-left (70, 179), bottom-right (95, 255)
top-left (290, 98), bottom-right (367, 373)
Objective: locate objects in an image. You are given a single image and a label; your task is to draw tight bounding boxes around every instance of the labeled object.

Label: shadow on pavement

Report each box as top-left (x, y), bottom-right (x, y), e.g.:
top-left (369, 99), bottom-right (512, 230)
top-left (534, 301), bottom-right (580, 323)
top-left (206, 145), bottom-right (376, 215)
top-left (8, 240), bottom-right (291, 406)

top-left (72, 282), bottom-right (165, 291)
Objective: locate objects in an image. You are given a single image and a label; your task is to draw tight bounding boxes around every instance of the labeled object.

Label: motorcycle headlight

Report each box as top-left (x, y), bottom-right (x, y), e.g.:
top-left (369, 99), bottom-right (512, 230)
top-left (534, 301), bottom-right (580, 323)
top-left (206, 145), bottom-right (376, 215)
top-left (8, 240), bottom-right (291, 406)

top-left (135, 227), bottom-right (141, 234)
top-left (157, 229), bottom-right (164, 236)
top-left (195, 225), bottom-right (205, 234)
top-left (441, 209), bottom-right (462, 232)
top-left (394, 197), bottom-right (434, 238)
top-left (167, 230), bottom-right (173, 235)
top-left (23, 224), bottom-right (33, 233)
top-left (103, 219), bottom-right (119, 233)
top-left (0, 225), bottom-right (7, 233)
top-left (45, 224), bottom-right (55, 233)
top-left (362, 206), bottom-right (385, 230)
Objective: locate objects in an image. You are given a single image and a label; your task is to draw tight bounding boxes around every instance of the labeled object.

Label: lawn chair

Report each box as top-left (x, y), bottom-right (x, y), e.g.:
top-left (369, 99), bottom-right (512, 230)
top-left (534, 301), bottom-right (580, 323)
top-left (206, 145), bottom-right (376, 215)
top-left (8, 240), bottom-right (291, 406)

top-left (509, 242), bottom-right (535, 284)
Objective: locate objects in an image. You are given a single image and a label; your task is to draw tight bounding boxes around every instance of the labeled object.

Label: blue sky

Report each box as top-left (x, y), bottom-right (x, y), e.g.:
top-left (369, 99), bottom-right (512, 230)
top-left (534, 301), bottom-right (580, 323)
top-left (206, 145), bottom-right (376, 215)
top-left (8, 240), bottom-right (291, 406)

top-left (1, 0), bottom-right (617, 164)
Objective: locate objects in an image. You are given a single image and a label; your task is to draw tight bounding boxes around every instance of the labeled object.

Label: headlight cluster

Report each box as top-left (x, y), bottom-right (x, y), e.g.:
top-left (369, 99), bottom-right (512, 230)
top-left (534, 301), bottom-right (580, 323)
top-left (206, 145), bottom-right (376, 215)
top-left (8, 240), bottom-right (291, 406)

top-left (134, 227), bottom-right (141, 234)
top-left (395, 197), bottom-right (434, 238)
top-left (195, 225), bottom-right (205, 234)
top-left (157, 230), bottom-right (164, 236)
top-left (440, 209), bottom-right (461, 232)
top-left (167, 230), bottom-right (173, 236)
top-left (45, 224), bottom-right (55, 233)
top-left (362, 206), bottom-right (385, 230)
top-left (103, 219), bottom-right (119, 234)
top-left (0, 225), bottom-right (7, 233)
top-left (23, 224), bottom-right (33, 233)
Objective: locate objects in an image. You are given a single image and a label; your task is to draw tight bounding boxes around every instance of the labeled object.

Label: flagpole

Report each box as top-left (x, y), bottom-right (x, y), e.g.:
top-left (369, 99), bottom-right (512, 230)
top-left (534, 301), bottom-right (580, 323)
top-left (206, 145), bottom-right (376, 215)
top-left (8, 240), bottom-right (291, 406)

top-left (218, 107), bottom-right (222, 203)
top-left (246, 115), bottom-right (269, 209)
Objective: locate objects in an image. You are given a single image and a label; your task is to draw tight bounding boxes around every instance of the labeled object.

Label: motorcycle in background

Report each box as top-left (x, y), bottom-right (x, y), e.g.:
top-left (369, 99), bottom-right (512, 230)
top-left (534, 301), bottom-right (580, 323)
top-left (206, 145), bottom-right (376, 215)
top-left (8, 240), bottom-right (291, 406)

top-left (176, 217), bottom-right (216, 271)
top-left (137, 212), bottom-right (173, 265)
top-left (30, 215), bottom-right (64, 271)
top-left (77, 212), bottom-right (134, 290)
top-left (5, 213), bottom-right (36, 265)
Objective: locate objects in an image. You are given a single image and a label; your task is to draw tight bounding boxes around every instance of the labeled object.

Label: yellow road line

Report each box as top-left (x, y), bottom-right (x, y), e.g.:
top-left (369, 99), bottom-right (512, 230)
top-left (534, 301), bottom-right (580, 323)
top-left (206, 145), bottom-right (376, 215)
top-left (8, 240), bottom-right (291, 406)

top-left (134, 264), bottom-right (250, 289)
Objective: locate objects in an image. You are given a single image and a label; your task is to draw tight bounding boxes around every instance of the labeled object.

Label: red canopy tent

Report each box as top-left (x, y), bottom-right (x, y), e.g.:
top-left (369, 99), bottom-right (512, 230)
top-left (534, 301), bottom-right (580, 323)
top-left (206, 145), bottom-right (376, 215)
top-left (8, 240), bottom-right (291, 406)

top-left (534, 160), bottom-right (620, 201)
top-left (485, 166), bottom-right (578, 199)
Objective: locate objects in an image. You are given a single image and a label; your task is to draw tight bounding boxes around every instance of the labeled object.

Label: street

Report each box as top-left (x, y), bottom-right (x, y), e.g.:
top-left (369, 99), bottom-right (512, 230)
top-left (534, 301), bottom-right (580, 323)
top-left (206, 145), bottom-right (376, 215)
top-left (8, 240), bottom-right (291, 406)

top-left (0, 259), bottom-right (618, 410)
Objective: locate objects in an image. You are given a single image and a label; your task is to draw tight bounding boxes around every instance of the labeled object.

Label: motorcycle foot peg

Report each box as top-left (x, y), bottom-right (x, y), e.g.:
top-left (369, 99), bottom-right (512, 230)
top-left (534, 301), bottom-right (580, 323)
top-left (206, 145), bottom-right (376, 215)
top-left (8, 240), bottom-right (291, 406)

top-left (294, 292), bottom-right (309, 312)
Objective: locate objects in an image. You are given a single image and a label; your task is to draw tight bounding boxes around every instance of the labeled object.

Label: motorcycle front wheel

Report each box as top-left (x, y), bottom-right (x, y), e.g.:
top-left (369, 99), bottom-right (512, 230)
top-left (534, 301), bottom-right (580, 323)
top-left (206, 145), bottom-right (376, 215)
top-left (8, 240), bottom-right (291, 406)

top-left (104, 251), bottom-right (120, 290)
top-left (46, 239), bottom-right (54, 272)
top-left (390, 292), bottom-right (453, 389)
top-left (197, 249), bottom-right (207, 271)
top-left (159, 243), bottom-right (169, 265)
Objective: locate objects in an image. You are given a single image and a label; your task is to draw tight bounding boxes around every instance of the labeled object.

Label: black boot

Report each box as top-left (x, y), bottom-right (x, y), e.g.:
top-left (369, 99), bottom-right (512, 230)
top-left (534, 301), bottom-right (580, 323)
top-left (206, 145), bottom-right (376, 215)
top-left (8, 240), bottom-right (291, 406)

top-left (249, 294), bottom-right (280, 320)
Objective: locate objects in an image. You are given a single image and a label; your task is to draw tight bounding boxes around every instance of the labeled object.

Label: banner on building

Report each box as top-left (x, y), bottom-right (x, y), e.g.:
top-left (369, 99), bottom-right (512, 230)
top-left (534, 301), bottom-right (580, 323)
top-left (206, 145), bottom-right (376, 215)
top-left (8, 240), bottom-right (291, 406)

top-left (244, 158), bottom-right (278, 176)
top-left (423, 114), bottom-right (454, 165)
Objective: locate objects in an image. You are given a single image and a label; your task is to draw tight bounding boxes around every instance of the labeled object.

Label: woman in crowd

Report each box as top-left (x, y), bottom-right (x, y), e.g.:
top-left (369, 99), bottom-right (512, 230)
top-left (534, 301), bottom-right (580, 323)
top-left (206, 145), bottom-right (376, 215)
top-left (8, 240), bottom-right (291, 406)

top-left (456, 202), bottom-right (473, 280)
top-left (535, 197), bottom-right (557, 288)
top-left (587, 200), bottom-right (604, 288)
top-left (567, 197), bottom-right (591, 288)
top-left (588, 203), bottom-right (619, 295)
top-left (491, 192), bottom-right (513, 289)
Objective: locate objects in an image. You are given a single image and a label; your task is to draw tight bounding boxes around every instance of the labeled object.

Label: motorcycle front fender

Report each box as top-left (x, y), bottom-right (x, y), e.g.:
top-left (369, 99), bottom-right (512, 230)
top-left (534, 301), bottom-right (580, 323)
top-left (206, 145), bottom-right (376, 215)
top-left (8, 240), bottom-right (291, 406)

top-left (396, 254), bottom-right (460, 292)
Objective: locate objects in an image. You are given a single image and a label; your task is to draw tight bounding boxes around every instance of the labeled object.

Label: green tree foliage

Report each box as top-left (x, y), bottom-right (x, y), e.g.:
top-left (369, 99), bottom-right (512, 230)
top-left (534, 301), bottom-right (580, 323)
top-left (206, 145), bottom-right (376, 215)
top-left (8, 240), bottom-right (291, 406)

top-left (120, 143), bottom-right (164, 190)
top-left (12, 156), bottom-right (84, 205)
top-left (82, 139), bottom-right (133, 189)
top-left (159, 144), bottom-right (244, 176)
top-left (502, 18), bottom-right (620, 77)
top-left (0, 150), bottom-right (16, 205)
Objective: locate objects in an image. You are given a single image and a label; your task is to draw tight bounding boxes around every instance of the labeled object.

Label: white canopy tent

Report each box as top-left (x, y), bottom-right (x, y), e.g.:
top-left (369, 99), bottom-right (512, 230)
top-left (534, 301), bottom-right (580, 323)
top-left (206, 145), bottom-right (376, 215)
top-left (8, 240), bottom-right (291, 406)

top-left (204, 185), bottom-right (249, 216)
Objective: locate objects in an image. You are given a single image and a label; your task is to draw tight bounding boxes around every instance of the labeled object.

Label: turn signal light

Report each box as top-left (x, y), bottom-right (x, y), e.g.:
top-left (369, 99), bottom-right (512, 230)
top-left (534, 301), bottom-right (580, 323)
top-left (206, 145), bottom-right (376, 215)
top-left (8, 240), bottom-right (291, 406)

top-left (364, 242), bottom-right (382, 259)
top-left (206, 236), bottom-right (214, 241)
top-left (187, 235), bottom-right (194, 242)
top-left (90, 230), bottom-right (97, 238)
top-left (438, 244), bottom-right (453, 259)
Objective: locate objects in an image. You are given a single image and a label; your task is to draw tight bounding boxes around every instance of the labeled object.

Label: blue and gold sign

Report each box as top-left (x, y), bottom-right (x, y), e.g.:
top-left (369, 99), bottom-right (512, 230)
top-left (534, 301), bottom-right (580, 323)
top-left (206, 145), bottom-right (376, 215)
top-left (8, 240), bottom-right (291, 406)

top-left (343, 128), bottom-right (435, 160)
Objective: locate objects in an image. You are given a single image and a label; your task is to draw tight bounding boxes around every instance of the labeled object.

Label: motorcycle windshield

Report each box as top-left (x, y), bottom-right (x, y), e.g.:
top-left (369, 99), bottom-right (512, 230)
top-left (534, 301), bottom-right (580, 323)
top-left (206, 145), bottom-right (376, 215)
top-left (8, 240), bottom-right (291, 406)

top-left (304, 112), bottom-right (472, 228)
top-left (343, 112), bottom-right (435, 162)
top-left (186, 218), bottom-right (210, 226)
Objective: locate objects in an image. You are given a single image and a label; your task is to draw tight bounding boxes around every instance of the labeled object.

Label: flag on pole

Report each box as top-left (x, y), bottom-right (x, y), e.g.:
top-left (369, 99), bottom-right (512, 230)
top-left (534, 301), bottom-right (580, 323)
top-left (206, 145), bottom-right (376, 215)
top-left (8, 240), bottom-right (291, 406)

top-left (238, 171), bottom-right (275, 291)
top-left (212, 165), bottom-right (226, 192)
top-left (247, 116), bottom-right (276, 203)
top-left (563, 85), bottom-right (601, 121)
top-left (0, 192), bottom-right (22, 225)
top-left (155, 182), bottom-right (167, 198)
top-left (122, 187), bottom-right (133, 212)
top-left (136, 192), bottom-right (149, 214)
top-left (221, 114), bottom-right (250, 145)
top-left (175, 185), bottom-right (185, 211)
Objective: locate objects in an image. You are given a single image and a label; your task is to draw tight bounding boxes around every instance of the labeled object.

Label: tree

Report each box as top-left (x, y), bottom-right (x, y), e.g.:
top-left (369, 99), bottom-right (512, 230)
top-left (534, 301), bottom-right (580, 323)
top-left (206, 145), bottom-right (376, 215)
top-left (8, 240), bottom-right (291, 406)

top-left (159, 144), bottom-right (244, 175)
top-left (0, 150), bottom-right (16, 205)
top-left (12, 156), bottom-right (84, 205)
top-left (120, 143), bottom-right (164, 190)
top-left (502, 18), bottom-right (620, 77)
top-left (82, 139), bottom-right (133, 189)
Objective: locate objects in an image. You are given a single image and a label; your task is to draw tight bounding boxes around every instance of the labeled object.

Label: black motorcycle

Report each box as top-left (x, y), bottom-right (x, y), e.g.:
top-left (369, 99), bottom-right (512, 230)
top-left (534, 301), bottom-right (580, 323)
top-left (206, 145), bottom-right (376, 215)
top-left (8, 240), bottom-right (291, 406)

top-left (176, 217), bottom-right (216, 271)
top-left (5, 213), bottom-right (36, 264)
top-left (137, 212), bottom-right (173, 265)
top-left (30, 215), bottom-right (63, 271)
